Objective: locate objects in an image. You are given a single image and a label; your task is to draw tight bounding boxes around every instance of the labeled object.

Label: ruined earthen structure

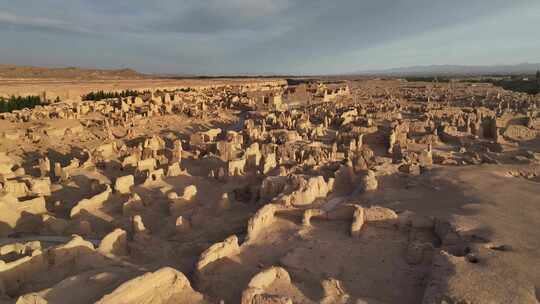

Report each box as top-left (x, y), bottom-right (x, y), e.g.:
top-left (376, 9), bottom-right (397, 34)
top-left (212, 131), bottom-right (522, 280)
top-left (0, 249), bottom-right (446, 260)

top-left (0, 76), bottom-right (539, 304)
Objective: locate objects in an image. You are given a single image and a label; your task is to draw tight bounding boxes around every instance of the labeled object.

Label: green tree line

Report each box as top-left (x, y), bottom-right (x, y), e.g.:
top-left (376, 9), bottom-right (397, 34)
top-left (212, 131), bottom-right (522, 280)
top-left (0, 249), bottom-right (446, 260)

top-left (491, 78), bottom-right (540, 95)
top-left (82, 89), bottom-right (149, 101)
top-left (468, 73), bottom-right (540, 95)
top-left (405, 76), bottom-right (451, 83)
top-left (0, 95), bottom-right (42, 113)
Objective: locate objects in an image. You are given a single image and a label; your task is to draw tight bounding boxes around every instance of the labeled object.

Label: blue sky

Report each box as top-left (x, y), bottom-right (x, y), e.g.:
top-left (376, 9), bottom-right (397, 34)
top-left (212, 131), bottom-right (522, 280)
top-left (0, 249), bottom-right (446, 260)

top-left (0, 0), bottom-right (539, 75)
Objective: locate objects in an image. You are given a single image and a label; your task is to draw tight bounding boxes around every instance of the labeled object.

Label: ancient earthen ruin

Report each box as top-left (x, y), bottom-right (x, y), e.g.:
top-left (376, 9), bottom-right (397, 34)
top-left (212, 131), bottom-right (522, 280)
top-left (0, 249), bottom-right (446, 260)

top-left (0, 75), bottom-right (539, 304)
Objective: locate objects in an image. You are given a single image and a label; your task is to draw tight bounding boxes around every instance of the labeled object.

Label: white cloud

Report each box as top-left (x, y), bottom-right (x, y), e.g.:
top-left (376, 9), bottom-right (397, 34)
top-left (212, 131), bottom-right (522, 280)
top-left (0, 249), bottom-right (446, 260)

top-left (0, 10), bottom-right (91, 34)
top-left (208, 0), bottom-right (291, 18)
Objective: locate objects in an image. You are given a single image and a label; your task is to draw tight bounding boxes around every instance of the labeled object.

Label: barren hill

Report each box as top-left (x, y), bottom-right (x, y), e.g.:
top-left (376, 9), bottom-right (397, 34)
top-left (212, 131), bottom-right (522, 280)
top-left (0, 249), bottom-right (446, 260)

top-left (0, 64), bottom-right (146, 80)
top-left (355, 63), bottom-right (540, 77)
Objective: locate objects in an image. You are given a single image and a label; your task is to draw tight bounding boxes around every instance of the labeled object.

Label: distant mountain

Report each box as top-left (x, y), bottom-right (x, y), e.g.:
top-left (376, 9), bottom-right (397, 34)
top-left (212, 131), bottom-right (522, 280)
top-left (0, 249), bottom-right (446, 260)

top-left (354, 63), bottom-right (540, 77)
top-left (0, 64), bottom-right (147, 80)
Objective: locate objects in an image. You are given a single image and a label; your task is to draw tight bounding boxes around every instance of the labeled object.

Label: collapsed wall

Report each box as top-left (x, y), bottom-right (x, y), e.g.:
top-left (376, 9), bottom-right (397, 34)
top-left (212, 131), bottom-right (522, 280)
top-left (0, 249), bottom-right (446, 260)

top-left (261, 175), bottom-right (332, 207)
top-left (241, 267), bottom-right (293, 304)
top-left (70, 185), bottom-right (112, 218)
top-left (96, 267), bottom-right (205, 304)
top-left (303, 204), bottom-right (398, 238)
top-left (196, 235), bottom-right (240, 272)
top-left (0, 194), bottom-right (47, 236)
top-left (0, 235), bottom-right (99, 296)
top-left (245, 204), bottom-right (279, 243)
